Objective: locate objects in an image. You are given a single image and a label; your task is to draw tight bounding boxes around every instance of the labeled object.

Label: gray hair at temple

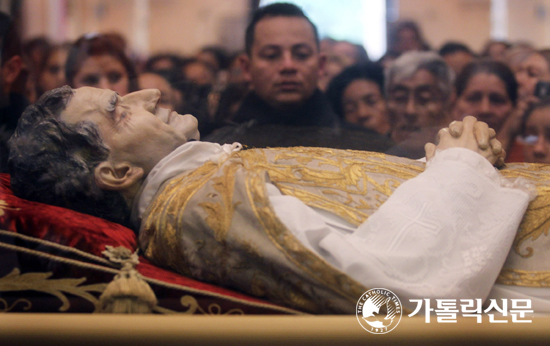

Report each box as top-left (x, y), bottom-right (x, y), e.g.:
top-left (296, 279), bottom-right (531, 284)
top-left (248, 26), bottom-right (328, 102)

top-left (385, 51), bottom-right (455, 99)
top-left (8, 86), bottom-right (131, 226)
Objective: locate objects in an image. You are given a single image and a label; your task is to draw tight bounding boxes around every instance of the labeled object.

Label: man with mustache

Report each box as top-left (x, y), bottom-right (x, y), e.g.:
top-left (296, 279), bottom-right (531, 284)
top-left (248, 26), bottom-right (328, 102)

top-left (206, 3), bottom-right (393, 152)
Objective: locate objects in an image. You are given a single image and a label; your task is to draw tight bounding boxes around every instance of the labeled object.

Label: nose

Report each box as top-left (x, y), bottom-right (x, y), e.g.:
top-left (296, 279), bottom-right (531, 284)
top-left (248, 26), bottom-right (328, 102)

top-left (99, 77), bottom-right (110, 91)
top-left (515, 71), bottom-right (528, 91)
top-left (357, 102), bottom-right (371, 119)
top-left (280, 51), bottom-right (297, 72)
top-left (533, 136), bottom-right (549, 157)
top-left (404, 96), bottom-right (417, 123)
top-left (480, 96), bottom-right (491, 114)
top-left (122, 89), bottom-right (161, 112)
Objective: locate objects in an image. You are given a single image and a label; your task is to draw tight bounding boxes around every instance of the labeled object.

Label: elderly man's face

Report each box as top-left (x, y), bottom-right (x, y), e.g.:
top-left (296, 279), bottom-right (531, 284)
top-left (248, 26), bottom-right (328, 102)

top-left (244, 16), bottom-right (323, 109)
top-left (387, 69), bottom-right (448, 143)
top-left (60, 87), bottom-right (199, 173)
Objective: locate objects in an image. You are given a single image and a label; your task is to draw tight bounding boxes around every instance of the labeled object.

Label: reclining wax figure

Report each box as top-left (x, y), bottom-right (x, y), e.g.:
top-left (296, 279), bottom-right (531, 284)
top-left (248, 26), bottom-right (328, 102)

top-left (8, 86), bottom-right (550, 314)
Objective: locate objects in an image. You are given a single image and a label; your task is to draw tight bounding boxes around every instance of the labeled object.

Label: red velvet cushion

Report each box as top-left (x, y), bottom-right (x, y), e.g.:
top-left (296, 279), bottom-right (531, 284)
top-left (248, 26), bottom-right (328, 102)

top-left (0, 173), bottom-right (294, 313)
top-left (0, 173), bottom-right (136, 256)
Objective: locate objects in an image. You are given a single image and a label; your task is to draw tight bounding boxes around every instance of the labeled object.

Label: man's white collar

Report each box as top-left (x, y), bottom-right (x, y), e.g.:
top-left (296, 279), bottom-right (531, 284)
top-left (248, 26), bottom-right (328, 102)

top-left (130, 141), bottom-right (242, 228)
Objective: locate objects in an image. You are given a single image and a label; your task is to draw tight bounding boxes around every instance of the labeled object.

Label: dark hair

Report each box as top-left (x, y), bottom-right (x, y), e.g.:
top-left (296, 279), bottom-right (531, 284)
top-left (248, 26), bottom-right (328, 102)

top-left (22, 36), bottom-right (51, 67)
top-left (65, 33), bottom-right (138, 93)
top-left (8, 86), bottom-right (131, 226)
top-left (0, 12), bottom-right (22, 66)
top-left (439, 41), bottom-right (474, 57)
top-left (199, 45), bottom-right (230, 71)
top-left (325, 62), bottom-right (384, 119)
top-left (387, 20), bottom-right (430, 53)
top-left (35, 43), bottom-right (72, 98)
top-left (455, 59), bottom-right (518, 106)
top-left (143, 53), bottom-right (184, 74)
top-left (480, 40), bottom-right (511, 58)
top-left (245, 2), bottom-right (319, 55)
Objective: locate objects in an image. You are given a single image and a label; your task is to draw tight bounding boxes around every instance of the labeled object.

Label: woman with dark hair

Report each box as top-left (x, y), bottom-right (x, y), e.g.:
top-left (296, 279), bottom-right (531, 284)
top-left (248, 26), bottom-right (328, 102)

top-left (515, 49), bottom-right (550, 101)
top-left (387, 20), bottom-right (430, 55)
top-left (65, 33), bottom-right (138, 95)
top-left (452, 60), bottom-right (520, 159)
top-left (326, 62), bottom-right (390, 135)
top-left (520, 98), bottom-right (550, 164)
top-left (34, 43), bottom-right (71, 100)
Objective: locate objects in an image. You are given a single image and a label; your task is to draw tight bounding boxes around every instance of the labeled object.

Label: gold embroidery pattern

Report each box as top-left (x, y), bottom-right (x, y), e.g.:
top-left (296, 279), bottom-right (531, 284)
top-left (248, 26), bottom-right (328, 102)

top-left (0, 298), bottom-right (31, 312)
top-left (0, 200), bottom-right (20, 217)
top-left (0, 268), bottom-right (106, 312)
top-left (143, 161), bottom-right (221, 274)
top-left (154, 295), bottom-right (244, 315)
top-left (242, 153), bottom-right (367, 308)
top-left (501, 164), bottom-right (550, 257)
top-left (241, 147), bottom-right (424, 225)
top-left (198, 164), bottom-right (241, 242)
top-left (143, 147), bottom-right (422, 313)
top-left (497, 268), bottom-right (550, 287)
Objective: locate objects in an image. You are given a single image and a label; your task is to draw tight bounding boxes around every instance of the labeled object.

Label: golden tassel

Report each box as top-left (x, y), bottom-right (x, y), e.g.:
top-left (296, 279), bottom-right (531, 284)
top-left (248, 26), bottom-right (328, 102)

top-left (98, 246), bottom-right (158, 313)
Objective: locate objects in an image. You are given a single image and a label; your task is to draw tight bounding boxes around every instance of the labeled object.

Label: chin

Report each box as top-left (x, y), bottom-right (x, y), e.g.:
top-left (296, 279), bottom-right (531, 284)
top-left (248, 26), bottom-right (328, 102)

top-left (272, 94), bottom-right (307, 107)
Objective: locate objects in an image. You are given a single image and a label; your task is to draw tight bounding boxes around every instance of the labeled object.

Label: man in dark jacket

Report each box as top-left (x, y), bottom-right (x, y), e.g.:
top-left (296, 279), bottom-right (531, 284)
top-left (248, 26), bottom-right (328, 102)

top-left (206, 3), bottom-right (392, 152)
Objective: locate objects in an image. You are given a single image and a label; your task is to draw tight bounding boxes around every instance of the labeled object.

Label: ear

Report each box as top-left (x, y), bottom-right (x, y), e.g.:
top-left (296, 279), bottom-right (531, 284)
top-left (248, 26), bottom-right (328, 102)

top-left (1, 55), bottom-right (23, 86)
top-left (240, 54), bottom-right (252, 83)
top-left (94, 161), bottom-right (144, 191)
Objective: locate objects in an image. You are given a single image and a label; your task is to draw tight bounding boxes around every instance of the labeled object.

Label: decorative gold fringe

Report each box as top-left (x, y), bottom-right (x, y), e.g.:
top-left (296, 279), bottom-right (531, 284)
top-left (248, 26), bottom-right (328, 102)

top-left (98, 246), bottom-right (158, 314)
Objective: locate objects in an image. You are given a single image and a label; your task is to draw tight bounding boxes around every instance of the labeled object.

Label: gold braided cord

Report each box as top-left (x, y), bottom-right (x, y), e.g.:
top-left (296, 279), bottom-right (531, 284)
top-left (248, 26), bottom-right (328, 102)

top-left (0, 230), bottom-right (115, 267)
top-left (0, 231), bottom-right (301, 314)
top-left (497, 268), bottom-right (550, 287)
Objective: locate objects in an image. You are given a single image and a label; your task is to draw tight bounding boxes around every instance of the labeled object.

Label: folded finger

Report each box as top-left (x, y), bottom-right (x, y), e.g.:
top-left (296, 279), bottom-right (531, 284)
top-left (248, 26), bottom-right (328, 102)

top-left (437, 127), bottom-right (451, 145)
top-left (474, 121), bottom-right (490, 150)
top-left (462, 115), bottom-right (477, 133)
top-left (490, 138), bottom-right (502, 155)
top-left (448, 121), bottom-right (463, 137)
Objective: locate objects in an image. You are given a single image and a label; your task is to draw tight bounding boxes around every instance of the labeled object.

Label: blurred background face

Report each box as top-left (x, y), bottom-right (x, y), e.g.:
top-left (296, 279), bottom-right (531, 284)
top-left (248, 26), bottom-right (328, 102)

top-left (341, 79), bottom-right (389, 134)
top-left (487, 42), bottom-right (508, 61)
top-left (387, 69), bottom-right (447, 143)
top-left (138, 72), bottom-right (176, 111)
top-left (183, 61), bottom-right (216, 86)
top-left (37, 47), bottom-right (68, 94)
top-left (73, 54), bottom-right (130, 95)
top-left (515, 52), bottom-right (550, 99)
top-left (523, 106), bottom-right (550, 163)
top-left (395, 27), bottom-right (423, 54)
top-left (452, 72), bottom-right (513, 133)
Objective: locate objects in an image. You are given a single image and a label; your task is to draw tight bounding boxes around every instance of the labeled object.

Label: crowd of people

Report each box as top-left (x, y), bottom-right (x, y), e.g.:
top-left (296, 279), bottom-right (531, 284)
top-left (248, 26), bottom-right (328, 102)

top-left (1, 2), bottom-right (550, 172)
top-left (3, 3), bottom-right (549, 313)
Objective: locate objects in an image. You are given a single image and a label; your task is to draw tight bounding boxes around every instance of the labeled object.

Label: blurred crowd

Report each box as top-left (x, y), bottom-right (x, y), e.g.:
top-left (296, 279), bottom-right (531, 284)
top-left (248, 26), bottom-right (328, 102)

top-left (1, 2), bottom-right (550, 174)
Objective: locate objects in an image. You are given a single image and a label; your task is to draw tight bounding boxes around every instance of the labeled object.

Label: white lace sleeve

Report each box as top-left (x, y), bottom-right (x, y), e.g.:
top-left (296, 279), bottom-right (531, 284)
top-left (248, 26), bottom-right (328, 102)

top-left (317, 148), bottom-right (532, 307)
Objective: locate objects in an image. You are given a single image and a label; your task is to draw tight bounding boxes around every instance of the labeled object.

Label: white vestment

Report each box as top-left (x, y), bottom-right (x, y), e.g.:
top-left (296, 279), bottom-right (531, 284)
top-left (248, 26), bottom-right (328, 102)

top-left (132, 141), bottom-right (544, 312)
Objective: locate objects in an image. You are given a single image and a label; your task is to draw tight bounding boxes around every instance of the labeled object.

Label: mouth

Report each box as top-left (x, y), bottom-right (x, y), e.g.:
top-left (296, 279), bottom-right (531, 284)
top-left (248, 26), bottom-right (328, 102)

top-left (398, 125), bottom-right (421, 133)
top-left (276, 81), bottom-right (302, 91)
top-left (156, 107), bottom-right (172, 124)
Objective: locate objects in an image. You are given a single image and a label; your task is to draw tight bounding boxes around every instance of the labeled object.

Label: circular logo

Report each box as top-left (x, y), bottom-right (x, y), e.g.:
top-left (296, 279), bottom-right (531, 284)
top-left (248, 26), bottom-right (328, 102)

top-left (356, 288), bottom-right (402, 334)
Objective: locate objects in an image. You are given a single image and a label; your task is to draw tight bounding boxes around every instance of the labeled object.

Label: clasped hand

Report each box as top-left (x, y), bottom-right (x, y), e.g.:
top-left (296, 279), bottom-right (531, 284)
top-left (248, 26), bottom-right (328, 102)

top-left (425, 116), bottom-right (506, 168)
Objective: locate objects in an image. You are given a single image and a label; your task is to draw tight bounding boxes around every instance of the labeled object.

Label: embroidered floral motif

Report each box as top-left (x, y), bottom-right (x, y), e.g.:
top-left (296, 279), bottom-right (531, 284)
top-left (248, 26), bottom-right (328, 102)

top-left (501, 164), bottom-right (550, 258)
top-left (0, 268), bottom-right (106, 312)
